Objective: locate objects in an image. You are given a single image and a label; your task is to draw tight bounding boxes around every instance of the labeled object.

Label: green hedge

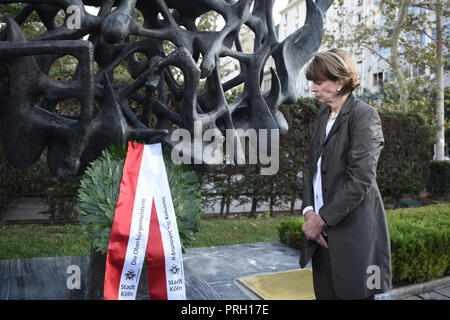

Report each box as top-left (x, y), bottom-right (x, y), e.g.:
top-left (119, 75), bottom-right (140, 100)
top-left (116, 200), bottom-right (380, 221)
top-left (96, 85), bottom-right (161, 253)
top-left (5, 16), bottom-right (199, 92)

top-left (387, 204), bottom-right (449, 283)
top-left (276, 203), bottom-right (450, 285)
top-left (277, 217), bottom-right (306, 250)
top-left (427, 161), bottom-right (450, 197)
top-left (377, 110), bottom-right (434, 203)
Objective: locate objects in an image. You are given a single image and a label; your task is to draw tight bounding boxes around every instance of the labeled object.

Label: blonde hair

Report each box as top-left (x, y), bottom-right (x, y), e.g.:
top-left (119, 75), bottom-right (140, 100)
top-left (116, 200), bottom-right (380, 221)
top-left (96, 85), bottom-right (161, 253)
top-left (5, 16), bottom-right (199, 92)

top-left (306, 48), bottom-right (360, 95)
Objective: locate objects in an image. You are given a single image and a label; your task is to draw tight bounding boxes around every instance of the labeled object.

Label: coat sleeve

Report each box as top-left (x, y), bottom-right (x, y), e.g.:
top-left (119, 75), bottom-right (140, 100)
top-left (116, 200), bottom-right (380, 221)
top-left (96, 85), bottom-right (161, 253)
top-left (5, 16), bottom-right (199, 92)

top-left (319, 105), bottom-right (384, 227)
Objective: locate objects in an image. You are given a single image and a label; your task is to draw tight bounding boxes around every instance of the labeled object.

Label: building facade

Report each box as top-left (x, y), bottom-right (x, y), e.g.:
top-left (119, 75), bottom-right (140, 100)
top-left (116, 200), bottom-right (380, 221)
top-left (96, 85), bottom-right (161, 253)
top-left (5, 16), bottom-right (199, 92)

top-left (270, 0), bottom-right (449, 100)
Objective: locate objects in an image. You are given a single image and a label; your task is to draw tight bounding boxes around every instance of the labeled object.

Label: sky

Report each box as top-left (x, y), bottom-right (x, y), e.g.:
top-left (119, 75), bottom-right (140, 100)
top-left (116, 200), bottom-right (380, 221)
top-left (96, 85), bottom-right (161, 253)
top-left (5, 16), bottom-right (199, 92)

top-left (273, 0), bottom-right (289, 24)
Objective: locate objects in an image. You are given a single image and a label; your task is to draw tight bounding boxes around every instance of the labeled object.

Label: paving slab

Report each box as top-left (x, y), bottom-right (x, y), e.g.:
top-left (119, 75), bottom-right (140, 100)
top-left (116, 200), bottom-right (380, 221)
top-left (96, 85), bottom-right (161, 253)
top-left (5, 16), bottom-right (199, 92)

top-left (400, 295), bottom-right (423, 300)
top-left (0, 242), bottom-right (305, 300)
top-left (393, 278), bottom-right (450, 300)
top-left (0, 256), bottom-right (88, 300)
top-left (417, 291), bottom-right (449, 300)
top-left (434, 285), bottom-right (450, 298)
top-left (182, 242), bottom-right (306, 300)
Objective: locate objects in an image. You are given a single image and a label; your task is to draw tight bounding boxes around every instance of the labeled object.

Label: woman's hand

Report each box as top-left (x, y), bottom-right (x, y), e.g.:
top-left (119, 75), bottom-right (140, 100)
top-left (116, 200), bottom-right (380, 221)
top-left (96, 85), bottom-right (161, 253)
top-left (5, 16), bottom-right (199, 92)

top-left (302, 212), bottom-right (327, 247)
top-left (315, 234), bottom-right (328, 249)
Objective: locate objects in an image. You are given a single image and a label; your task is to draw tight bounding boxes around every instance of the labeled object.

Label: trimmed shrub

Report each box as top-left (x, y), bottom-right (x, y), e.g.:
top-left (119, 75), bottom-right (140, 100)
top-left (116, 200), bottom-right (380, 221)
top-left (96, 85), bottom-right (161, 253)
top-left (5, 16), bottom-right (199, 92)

top-left (387, 204), bottom-right (450, 284)
top-left (276, 203), bottom-right (450, 285)
top-left (377, 110), bottom-right (434, 203)
top-left (427, 161), bottom-right (450, 197)
top-left (276, 216), bottom-right (306, 250)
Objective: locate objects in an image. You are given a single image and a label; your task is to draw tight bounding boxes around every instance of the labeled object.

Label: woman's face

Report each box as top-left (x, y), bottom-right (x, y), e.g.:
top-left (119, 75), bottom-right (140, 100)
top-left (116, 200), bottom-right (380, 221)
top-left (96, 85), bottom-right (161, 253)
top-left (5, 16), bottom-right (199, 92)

top-left (310, 78), bottom-right (343, 105)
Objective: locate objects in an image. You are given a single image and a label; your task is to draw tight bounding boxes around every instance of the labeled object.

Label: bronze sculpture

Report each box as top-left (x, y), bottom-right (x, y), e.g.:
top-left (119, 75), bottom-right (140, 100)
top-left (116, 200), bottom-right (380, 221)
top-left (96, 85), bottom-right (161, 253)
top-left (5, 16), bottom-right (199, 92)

top-left (0, 0), bottom-right (334, 180)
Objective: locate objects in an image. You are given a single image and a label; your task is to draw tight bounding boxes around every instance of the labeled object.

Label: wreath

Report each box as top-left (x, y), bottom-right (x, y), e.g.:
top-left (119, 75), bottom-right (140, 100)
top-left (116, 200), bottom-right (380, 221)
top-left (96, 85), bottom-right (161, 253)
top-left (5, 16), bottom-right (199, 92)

top-left (77, 145), bottom-right (202, 254)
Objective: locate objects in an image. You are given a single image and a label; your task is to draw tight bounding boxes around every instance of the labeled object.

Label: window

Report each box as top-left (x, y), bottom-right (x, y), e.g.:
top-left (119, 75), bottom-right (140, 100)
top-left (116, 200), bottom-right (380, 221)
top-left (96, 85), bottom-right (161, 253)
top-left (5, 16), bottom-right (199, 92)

top-left (372, 72), bottom-right (383, 87)
top-left (262, 78), bottom-right (271, 93)
top-left (383, 70), bottom-right (394, 83)
top-left (420, 33), bottom-right (426, 47)
top-left (357, 61), bottom-right (363, 79)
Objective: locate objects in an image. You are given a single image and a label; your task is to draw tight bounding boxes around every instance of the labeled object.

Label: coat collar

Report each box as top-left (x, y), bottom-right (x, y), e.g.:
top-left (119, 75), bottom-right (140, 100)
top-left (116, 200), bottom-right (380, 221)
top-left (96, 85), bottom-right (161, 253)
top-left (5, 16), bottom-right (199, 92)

top-left (320, 94), bottom-right (356, 145)
top-left (339, 93), bottom-right (355, 116)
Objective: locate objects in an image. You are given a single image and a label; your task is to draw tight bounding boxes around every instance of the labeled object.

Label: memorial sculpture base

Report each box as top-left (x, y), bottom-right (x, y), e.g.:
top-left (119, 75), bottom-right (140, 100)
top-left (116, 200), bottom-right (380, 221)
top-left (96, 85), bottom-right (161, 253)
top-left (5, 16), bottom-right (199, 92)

top-left (86, 248), bottom-right (149, 300)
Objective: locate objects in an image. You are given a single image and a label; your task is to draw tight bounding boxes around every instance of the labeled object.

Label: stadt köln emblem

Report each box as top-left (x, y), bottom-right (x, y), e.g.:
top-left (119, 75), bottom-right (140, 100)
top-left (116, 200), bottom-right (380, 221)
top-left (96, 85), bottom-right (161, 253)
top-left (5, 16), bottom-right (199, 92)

top-left (169, 264), bottom-right (180, 276)
top-left (125, 269), bottom-right (136, 281)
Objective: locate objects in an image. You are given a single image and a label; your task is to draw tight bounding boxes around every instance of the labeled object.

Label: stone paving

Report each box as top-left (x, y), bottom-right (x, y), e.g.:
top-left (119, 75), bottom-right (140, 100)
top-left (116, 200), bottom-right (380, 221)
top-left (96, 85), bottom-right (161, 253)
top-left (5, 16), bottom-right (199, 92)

top-left (0, 242), bottom-right (448, 300)
top-left (399, 284), bottom-right (450, 300)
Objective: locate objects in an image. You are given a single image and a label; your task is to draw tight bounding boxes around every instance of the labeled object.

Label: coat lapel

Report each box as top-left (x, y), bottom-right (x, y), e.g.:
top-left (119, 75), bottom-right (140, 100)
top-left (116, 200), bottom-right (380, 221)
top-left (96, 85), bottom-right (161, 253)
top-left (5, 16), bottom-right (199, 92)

top-left (323, 94), bottom-right (355, 146)
top-left (317, 107), bottom-right (330, 144)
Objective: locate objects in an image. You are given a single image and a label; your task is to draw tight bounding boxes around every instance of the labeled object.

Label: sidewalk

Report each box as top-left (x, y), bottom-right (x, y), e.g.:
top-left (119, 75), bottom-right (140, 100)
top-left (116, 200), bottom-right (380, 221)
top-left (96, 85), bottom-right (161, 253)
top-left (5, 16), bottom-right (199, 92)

top-left (2, 198), bottom-right (448, 300)
top-left (2, 197), bottom-right (50, 224)
top-left (0, 242), bottom-right (448, 300)
top-left (393, 277), bottom-right (450, 300)
top-left (2, 197), bottom-right (303, 224)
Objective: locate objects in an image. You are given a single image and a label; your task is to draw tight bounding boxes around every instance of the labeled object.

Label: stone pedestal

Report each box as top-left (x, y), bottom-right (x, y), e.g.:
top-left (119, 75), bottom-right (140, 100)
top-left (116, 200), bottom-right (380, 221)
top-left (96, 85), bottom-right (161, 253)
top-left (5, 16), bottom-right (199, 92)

top-left (86, 248), bottom-right (149, 300)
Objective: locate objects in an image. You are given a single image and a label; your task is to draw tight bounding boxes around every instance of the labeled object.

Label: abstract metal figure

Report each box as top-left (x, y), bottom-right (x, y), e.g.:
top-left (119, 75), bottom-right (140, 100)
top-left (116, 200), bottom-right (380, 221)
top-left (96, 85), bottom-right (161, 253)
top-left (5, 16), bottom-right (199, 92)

top-left (0, 0), bottom-right (334, 180)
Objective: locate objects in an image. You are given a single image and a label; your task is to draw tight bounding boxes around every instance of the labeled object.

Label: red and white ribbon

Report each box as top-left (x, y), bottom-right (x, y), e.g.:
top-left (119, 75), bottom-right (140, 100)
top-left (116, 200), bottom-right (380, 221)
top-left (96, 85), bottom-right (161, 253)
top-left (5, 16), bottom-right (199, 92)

top-left (104, 142), bottom-right (186, 300)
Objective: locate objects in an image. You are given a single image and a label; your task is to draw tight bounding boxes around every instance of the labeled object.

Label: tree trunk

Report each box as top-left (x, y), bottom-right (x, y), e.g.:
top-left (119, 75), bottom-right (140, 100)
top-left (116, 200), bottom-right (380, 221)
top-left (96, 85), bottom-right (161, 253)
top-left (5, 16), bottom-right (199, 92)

top-left (250, 196), bottom-right (258, 218)
top-left (225, 194), bottom-right (231, 217)
top-left (391, 0), bottom-right (411, 113)
top-left (435, 0), bottom-right (445, 160)
top-left (290, 196), bottom-right (295, 216)
top-left (269, 196), bottom-right (274, 217)
top-left (225, 174), bottom-right (232, 217)
top-left (219, 194), bottom-right (225, 218)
